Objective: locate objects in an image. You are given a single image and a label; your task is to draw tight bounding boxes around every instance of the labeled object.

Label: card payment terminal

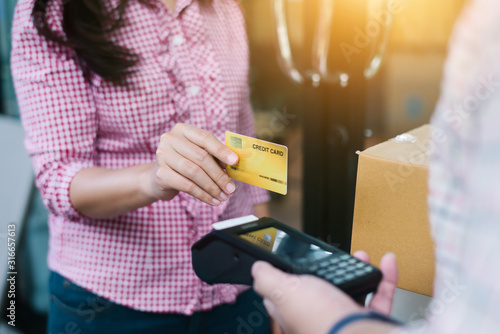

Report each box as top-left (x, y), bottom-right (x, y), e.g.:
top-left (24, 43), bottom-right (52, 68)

top-left (191, 217), bottom-right (382, 298)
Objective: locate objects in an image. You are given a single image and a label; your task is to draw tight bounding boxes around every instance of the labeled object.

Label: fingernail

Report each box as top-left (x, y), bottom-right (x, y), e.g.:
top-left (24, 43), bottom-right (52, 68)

top-left (226, 182), bottom-right (236, 193)
top-left (220, 191), bottom-right (228, 201)
top-left (228, 153), bottom-right (238, 165)
top-left (212, 198), bottom-right (221, 206)
top-left (386, 252), bottom-right (396, 259)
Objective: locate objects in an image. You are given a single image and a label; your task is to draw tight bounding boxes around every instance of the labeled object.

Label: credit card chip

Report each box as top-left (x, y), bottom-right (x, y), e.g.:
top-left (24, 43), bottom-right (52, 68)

top-left (229, 136), bottom-right (242, 149)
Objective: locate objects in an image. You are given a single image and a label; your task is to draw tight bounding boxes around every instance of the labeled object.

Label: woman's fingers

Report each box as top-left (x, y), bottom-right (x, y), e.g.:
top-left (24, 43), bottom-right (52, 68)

top-left (179, 123), bottom-right (239, 166)
top-left (169, 136), bottom-right (235, 198)
top-left (155, 123), bottom-right (237, 205)
top-left (155, 162), bottom-right (222, 206)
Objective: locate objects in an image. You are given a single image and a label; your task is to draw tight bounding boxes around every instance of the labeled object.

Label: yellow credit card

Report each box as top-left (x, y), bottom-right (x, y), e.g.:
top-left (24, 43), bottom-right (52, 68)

top-left (225, 131), bottom-right (287, 195)
top-left (239, 227), bottom-right (279, 251)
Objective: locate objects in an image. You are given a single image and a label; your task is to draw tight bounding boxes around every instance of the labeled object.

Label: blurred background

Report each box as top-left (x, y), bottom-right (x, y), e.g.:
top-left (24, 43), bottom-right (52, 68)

top-left (244, 0), bottom-right (466, 231)
top-left (1, 0), bottom-right (467, 332)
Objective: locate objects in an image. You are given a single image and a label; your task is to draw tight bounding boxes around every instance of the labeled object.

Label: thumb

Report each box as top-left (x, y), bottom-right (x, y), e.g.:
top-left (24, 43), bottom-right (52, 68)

top-left (252, 261), bottom-right (290, 305)
top-left (368, 252), bottom-right (398, 315)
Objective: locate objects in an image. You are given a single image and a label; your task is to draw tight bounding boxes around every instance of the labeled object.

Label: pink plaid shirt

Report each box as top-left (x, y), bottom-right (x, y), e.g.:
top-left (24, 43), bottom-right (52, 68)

top-left (11, 0), bottom-right (269, 314)
top-left (398, 0), bottom-right (500, 332)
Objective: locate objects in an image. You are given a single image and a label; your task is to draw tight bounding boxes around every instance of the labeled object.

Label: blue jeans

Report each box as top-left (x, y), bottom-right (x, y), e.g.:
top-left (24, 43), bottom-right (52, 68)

top-left (48, 271), bottom-right (270, 334)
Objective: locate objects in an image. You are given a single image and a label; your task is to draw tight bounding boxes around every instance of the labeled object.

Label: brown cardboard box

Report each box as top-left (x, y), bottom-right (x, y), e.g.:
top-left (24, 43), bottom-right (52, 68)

top-left (351, 125), bottom-right (435, 296)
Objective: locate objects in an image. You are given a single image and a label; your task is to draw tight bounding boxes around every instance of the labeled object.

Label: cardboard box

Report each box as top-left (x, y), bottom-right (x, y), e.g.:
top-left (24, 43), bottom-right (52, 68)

top-left (351, 124), bottom-right (435, 296)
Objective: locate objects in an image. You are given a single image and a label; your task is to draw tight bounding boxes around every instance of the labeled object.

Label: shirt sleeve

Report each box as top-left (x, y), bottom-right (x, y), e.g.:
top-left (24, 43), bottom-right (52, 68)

top-left (10, 10), bottom-right (97, 220)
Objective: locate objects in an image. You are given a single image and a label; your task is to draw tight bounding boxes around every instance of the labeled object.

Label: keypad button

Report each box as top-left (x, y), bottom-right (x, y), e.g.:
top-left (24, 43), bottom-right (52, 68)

top-left (354, 270), bottom-right (366, 277)
top-left (317, 268), bottom-right (329, 276)
top-left (309, 254), bottom-right (378, 287)
top-left (333, 278), bottom-right (345, 285)
top-left (344, 274), bottom-right (355, 280)
top-left (292, 264), bottom-right (306, 272)
top-left (319, 258), bottom-right (332, 268)
top-left (306, 263), bottom-right (319, 272)
top-left (338, 262), bottom-right (348, 268)
top-left (325, 272), bottom-right (337, 280)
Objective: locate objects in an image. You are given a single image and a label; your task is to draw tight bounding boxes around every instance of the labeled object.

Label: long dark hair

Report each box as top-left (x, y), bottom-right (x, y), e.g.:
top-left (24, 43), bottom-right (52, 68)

top-left (32, 0), bottom-right (143, 84)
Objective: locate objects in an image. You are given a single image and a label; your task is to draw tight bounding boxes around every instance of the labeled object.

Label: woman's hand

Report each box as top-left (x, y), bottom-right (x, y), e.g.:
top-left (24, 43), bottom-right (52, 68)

top-left (147, 123), bottom-right (239, 206)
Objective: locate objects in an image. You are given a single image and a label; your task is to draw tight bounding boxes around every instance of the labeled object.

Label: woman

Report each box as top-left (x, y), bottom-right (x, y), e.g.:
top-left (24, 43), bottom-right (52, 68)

top-left (11, 0), bottom-right (271, 332)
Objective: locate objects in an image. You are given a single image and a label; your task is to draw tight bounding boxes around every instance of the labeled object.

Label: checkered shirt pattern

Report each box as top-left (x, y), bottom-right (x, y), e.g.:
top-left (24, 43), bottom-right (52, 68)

top-left (11, 0), bottom-right (269, 314)
top-left (395, 0), bottom-right (500, 332)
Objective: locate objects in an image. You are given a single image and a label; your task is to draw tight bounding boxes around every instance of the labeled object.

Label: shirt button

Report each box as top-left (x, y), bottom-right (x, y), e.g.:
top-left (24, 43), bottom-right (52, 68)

top-left (172, 35), bottom-right (185, 46)
top-left (187, 85), bottom-right (200, 96)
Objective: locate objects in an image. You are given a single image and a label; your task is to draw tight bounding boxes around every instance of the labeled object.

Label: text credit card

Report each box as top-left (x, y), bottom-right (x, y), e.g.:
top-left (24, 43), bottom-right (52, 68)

top-left (225, 131), bottom-right (288, 195)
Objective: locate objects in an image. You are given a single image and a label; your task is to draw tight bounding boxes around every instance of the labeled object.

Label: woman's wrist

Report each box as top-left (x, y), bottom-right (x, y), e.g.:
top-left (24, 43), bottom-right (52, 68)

top-left (139, 162), bottom-right (162, 202)
top-left (140, 162), bottom-right (178, 203)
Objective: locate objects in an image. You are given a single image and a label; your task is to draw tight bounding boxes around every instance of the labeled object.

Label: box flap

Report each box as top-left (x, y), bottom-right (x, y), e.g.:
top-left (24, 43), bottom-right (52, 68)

top-left (360, 124), bottom-right (430, 167)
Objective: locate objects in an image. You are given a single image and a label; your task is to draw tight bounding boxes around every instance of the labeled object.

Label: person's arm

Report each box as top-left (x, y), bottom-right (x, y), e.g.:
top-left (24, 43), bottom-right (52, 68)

top-left (70, 123), bottom-right (239, 218)
top-left (11, 9), bottom-right (99, 220)
top-left (251, 252), bottom-right (399, 334)
top-left (69, 164), bottom-right (160, 219)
